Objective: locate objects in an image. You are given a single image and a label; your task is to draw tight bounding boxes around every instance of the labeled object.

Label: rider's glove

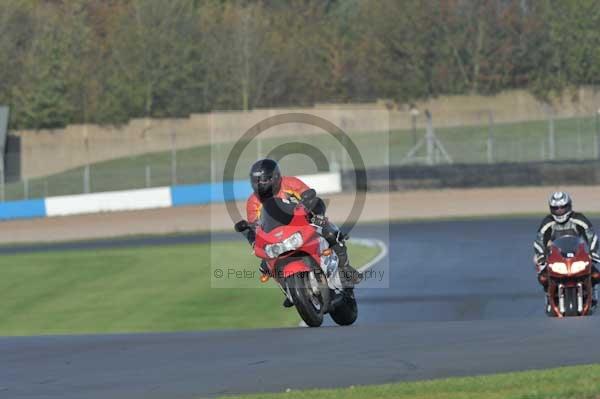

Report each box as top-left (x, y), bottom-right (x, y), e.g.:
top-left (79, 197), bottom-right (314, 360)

top-left (234, 220), bottom-right (250, 232)
top-left (535, 255), bottom-right (547, 274)
top-left (300, 189), bottom-right (318, 211)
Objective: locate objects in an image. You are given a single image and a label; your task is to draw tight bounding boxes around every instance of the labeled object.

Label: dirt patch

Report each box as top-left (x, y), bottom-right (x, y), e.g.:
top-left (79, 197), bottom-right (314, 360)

top-left (0, 185), bottom-right (598, 244)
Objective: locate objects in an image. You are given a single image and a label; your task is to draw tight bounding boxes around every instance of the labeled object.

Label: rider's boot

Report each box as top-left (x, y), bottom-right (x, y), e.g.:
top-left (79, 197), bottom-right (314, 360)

top-left (283, 297), bottom-right (294, 308)
top-left (332, 242), bottom-right (362, 288)
top-left (313, 215), bottom-right (362, 288)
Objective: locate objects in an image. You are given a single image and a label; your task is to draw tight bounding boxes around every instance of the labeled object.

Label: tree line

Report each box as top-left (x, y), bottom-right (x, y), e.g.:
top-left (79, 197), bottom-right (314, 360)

top-left (0, 0), bottom-right (599, 130)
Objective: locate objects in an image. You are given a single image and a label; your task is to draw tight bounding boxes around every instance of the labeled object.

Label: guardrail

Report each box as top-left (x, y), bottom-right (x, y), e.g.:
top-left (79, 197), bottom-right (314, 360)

top-left (0, 172), bottom-right (342, 221)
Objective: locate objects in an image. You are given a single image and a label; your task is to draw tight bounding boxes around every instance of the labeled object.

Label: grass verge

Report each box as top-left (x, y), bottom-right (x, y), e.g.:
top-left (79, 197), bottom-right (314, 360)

top-left (0, 241), bottom-right (379, 336)
top-left (220, 364), bottom-right (600, 399)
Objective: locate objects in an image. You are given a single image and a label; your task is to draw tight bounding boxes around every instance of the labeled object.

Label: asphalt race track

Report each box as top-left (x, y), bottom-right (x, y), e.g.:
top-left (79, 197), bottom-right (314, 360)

top-left (3, 218), bottom-right (600, 399)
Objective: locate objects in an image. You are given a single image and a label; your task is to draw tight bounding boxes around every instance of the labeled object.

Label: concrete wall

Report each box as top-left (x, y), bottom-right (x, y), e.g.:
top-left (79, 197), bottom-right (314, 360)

top-left (13, 87), bottom-right (600, 179)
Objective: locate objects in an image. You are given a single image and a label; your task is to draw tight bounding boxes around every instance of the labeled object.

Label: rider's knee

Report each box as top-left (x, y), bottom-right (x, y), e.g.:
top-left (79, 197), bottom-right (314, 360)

top-left (538, 273), bottom-right (548, 288)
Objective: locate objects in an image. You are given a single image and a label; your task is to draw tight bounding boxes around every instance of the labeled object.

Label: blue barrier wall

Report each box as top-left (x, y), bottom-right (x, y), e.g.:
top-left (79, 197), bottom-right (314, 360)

top-left (0, 199), bottom-right (46, 220)
top-left (171, 181), bottom-right (253, 207)
top-left (0, 173), bottom-right (340, 221)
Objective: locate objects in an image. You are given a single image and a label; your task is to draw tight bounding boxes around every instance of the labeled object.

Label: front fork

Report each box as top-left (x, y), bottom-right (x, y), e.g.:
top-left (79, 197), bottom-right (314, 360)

top-left (549, 278), bottom-right (592, 316)
top-left (558, 284), bottom-right (565, 315)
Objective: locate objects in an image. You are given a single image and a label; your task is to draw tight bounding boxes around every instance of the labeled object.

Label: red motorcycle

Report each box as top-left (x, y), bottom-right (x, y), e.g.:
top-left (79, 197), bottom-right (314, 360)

top-left (545, 235), bottom-right (594, 317)
top-left (238, 197), bottom-right (357, 327)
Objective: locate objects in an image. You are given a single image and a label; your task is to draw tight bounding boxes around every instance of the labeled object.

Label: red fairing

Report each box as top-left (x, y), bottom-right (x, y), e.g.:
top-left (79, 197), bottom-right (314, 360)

top-left (575, 243), bottom-right (589, 261)
top-left (547, 243), bottom-right (591, 277)
top-left (254, 206), bottom-right (321, 278)
top-left (547, 245), bottom-right (563, 264)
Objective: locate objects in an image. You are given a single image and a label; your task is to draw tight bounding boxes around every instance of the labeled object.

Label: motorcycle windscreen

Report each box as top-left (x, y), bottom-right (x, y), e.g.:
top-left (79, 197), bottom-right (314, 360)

top-left (259, 197), bottom-right (297, 233)
top-left (550, 235), bottom-right (589, 258)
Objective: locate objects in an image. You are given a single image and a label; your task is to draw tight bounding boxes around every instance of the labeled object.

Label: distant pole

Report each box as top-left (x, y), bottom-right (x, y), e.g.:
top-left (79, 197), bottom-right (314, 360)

top-left (487, 110), bottom-right (494, 164)
top-left (548, 113), bottom-right (555, 161)
top-left (170, 130), bottom-right (177, 186)
top-left (84, 125), bottom-right (90, 195)
top-left (145, 165), bottom-right (151, 188)
top-left (0, 155), bottom-right (4, 202)
top-left (425, 110), bottom-right (434, 165)
top-left (83, 165), bottom-right (91, 193)
top-left (596, 109), bottom-right (600, 160)
top-left (410, 107), bottom-right (420, 146)
top-left (0, 106), bottom-right (9, 202)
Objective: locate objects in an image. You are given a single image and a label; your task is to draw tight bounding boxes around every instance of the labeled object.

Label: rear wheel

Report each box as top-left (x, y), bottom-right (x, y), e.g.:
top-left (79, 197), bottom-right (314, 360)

top-left (286, 271), bottom-right (329, 327)
top-left (564, 286), bottom-right (579, 316)
top-left (329, 289), bottom-right (358, 326)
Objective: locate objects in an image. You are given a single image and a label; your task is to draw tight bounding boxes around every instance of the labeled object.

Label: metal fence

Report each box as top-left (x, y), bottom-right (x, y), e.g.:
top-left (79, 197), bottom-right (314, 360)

top-left (2, 108), bottom-right (600, 202)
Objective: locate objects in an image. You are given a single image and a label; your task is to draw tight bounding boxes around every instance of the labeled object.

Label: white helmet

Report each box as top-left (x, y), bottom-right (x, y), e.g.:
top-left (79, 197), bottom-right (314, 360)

top-left (548, 191), bottom-right (573, 223)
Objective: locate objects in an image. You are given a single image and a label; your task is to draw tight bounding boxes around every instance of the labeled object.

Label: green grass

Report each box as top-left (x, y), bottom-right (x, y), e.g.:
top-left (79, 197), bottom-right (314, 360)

top-left (0, 241), bottom-right (378, 336)
top-left (221, 364), bottom-right (600, 399)
top-left (6, 115), bottom-right (598, 201)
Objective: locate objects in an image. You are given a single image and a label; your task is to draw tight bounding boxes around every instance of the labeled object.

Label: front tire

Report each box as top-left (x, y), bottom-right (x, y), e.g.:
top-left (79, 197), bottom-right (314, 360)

top-left (564, 286), bottom-right (579, 316)
top-left (286, 272), bottom-right (328, 327)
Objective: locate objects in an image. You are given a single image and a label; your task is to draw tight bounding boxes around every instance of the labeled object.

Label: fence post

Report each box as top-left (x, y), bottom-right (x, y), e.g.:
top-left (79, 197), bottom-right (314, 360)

top-left (548, 111), bottom-right (556, 160)
top-left (170, 130), bottom-right (177, 186)
top-left (0, 156), bottom-right (4, 202)
top-left (425, 110), bottom-right (434, 165)
top-left (0, 106), bottom-right (8, 202)
top-left (487, 110), bottom-right (495, 164)
top-left (24, 178), bottom-right (29, 200)
top-left (145, 165), bottom-right (151, 188)
top-left (83, 165), bottom-right (91, 194)
top-left (410, 107), bottom-right (419, 147)
top-left (596, 109), bottom-right (600, 160)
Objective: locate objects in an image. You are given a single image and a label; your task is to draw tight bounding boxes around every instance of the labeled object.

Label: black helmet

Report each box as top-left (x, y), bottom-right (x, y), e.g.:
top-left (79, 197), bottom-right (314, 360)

top-left (250, 159), bottom-right (281, 200)
top-left (548, 191), bottom-right (573, 223)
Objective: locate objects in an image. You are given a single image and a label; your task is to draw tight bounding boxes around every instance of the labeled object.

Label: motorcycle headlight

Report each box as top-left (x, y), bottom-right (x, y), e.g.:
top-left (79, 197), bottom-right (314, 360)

top-left (571, 260), bottom-right (589, 274)
top-left (265, 232), bottom-right (304, 259)
top-left (550, 262), bottom-right (568, 274)
top-left (284, 232), bottom-right (304, 250)
top-left (265, 243), bottom-right (284, 259)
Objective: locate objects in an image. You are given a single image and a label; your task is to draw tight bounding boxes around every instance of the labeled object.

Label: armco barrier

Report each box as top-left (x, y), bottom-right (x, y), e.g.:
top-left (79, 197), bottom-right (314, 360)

top-left (0, 172), bottom-right (342, 221)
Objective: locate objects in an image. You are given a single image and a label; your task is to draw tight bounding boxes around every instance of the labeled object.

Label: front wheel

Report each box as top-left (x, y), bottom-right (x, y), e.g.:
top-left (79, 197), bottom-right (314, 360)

top-left (286, 271), bottom-right (329, 327)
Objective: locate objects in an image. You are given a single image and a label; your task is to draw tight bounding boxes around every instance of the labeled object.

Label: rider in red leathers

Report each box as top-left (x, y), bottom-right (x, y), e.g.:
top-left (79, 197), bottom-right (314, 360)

top-left (236, 159), bottom-right (362, 307)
